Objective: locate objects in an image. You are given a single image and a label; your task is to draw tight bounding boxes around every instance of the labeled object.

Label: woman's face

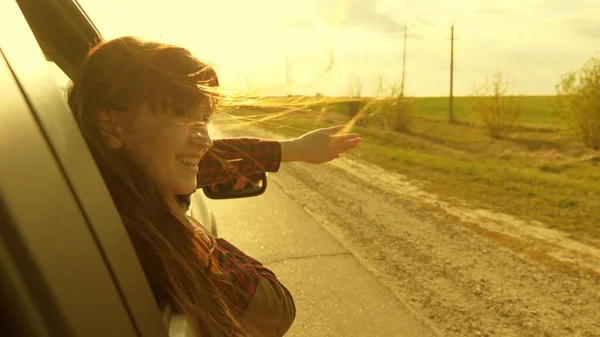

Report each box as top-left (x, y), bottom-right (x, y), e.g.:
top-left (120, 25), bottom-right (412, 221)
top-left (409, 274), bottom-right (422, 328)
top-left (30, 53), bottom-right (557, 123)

top-left (117, 99), bottom-right (213, 195)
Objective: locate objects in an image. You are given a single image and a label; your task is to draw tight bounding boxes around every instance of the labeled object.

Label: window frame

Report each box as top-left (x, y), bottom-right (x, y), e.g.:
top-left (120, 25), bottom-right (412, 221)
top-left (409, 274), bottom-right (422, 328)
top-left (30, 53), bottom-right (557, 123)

top-left (1, 1), bottom-right (168, 336)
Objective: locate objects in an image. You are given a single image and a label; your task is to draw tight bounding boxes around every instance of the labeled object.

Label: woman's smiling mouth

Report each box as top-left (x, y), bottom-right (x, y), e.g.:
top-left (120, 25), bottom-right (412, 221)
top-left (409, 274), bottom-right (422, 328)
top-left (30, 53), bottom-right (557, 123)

top-left (176, 155), bottom-right (201, 167)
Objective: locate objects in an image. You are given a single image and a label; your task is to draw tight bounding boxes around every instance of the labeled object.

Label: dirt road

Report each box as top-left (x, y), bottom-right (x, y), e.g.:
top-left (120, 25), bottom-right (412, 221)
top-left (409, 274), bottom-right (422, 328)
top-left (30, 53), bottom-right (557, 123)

top-left (215, 122), bottom-right (600, 337)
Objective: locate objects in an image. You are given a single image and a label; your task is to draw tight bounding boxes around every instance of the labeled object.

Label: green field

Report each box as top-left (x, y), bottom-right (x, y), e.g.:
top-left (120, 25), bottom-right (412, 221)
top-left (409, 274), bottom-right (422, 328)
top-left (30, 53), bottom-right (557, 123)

top-left (413, 96), bottom-right (564, 127)
top-left (221, 95), bottom-right (600, 242)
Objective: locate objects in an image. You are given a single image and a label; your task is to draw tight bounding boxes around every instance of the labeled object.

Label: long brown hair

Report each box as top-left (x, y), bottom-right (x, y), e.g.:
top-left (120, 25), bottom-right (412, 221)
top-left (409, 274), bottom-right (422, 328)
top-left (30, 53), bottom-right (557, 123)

top-left (67, 36), bottom-right (247, 336)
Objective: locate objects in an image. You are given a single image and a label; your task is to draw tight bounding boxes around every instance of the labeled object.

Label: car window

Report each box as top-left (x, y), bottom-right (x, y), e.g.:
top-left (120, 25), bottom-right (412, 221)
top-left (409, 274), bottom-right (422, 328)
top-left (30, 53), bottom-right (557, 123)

top-left (46, 61), bottom-right (70, 95)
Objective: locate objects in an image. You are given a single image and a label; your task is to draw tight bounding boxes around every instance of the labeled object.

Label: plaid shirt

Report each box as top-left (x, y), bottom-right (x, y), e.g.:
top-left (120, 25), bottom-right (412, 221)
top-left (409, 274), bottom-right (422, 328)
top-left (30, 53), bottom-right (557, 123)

top-left (210, 237), bottom-right (296, 336)
top-left (193, 138), bottom-right (295, 330)
top-left (212, 238), bottom-right (291, 310)
top-left (197, 138), bottom-right (282, 187)
top-left (190, 215), bottom-right (295, 323)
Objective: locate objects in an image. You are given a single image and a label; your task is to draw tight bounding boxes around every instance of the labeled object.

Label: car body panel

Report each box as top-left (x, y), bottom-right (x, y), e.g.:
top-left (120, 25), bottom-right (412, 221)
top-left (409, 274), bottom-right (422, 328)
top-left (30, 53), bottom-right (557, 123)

top-left (189, 194), bottom-right (218, 237)
top-left (1, 3), bottom-right (169, 335)
top-left (1, 2), bottom-right (166, 336)
top-left (1, 1), bottom-right (229, 336)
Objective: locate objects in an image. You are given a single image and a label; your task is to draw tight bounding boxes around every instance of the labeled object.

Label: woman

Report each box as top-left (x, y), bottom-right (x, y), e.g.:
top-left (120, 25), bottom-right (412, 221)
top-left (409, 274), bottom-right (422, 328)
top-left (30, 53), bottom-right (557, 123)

top-left (68, 36), bottom-right (360, 336)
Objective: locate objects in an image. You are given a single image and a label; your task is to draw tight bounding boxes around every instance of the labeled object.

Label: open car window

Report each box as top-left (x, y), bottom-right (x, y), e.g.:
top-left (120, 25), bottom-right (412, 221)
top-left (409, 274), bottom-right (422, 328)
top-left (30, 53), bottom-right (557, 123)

top-left (1, 1), bottom-right (168, 336)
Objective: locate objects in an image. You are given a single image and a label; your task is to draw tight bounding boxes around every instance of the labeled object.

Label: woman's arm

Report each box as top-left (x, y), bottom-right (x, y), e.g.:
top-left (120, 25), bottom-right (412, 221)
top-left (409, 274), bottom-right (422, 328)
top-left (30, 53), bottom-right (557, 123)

top-left (212, 238), bottom-right (295, 337)
top-left (189, 217), bottom-right (295, 336)
top-left (196, 126), bottom-right (361, 187)
top-left (196, 138), bottom-right (282, 187)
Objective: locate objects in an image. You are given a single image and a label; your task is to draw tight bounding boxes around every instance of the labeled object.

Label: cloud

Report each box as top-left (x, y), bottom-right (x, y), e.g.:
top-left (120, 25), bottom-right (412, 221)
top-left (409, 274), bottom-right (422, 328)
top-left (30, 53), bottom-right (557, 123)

top-left (534, 0), bottom-right (591, 13)
top-left (279, 18), bottom-right (311, 29)
top-left (415, 17), bottom-right (436, 28)
top-left (564, 16), bottom-right (600, 40)
top-left (314, 0), bottom-right (405, 35)
top-left (474, 6), bottom-right (505, 15)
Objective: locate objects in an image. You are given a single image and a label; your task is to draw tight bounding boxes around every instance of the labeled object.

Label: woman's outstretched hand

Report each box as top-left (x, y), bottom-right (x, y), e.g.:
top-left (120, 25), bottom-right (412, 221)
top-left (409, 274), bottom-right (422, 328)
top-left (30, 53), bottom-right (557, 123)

top-left (280, 125), bottom-right (361, 164)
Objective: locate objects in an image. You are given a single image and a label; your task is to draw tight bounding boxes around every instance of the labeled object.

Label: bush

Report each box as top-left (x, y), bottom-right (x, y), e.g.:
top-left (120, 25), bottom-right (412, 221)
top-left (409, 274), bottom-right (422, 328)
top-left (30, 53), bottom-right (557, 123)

top-left (346, 100), bottom-right (363, 119)
top-left (343, 76), bottom-right (413, 131)
top-left (374, 84), bottom-right (413, 132)
top-left (470, 72), bottom-right (522, 139)
top-left (345, 77), bottom-right (363, 118)
top-left (556, 56), bottom-right (600, 148)
top-left (354, 82), bottom-right (411, 132)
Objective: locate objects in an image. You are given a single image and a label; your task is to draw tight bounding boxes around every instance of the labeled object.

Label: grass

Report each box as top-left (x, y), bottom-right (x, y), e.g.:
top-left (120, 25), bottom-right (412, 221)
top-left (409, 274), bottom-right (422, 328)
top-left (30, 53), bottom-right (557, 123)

top-left (413, 96), bottom-right (563, 128)
top-left (220, 96), bottom-right (600, 242)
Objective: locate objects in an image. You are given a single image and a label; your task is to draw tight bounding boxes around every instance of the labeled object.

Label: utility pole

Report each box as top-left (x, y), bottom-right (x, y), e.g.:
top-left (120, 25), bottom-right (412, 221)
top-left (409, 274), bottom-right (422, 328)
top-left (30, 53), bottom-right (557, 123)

top-left (400, 22), bottom-right (407, 97)
top-left (285, 57), bottom-right (292, 95)
top-left (449, 25), bottom-right (455, 123)
top-left (285, 57), bottom-right (292, 88)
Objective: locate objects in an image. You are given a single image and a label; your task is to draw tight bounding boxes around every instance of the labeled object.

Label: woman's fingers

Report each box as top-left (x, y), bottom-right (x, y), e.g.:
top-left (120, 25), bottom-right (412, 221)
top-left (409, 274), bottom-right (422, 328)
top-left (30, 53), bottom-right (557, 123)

top-left (332, 133), bottom-right (360, 142)
top-left (318, 125), bottom-right (346, 135)
top-left (333, 137), bottom-right (361, 153)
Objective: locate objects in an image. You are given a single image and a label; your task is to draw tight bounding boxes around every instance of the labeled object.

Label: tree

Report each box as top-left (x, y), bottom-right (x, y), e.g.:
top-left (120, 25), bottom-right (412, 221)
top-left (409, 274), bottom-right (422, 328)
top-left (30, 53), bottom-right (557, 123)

top-left (374, 75), bottom-right (386, 98)
top-left (556, 56), bottom-right (600, 148)
top-left (365, 77), bottom-right (413, 132)
top-left (346, 76), bottom-right (363, 118)
top-left (348, 76), bottom-right (362, 98)
top-left (470, 71), bottom-right (522, 139)
top-left (377, 83), bottom-right (412, 132)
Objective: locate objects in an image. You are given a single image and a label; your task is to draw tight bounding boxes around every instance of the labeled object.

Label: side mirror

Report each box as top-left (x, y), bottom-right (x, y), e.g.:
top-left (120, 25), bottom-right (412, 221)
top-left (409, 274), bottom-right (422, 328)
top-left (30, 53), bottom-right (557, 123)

top-left (202, 172), bottom-right (267, 200)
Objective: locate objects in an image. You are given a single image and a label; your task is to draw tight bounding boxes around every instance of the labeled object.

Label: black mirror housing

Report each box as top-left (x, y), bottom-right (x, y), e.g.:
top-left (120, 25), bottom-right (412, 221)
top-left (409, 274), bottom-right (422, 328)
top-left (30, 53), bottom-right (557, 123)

top-left (202, 172), bottom-right (268, 200)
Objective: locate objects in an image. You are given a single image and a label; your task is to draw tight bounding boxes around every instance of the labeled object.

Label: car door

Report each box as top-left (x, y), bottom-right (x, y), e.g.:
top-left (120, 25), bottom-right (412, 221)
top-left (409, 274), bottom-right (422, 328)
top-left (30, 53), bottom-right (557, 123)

top-left (1, 1), bottom-right (169, 336)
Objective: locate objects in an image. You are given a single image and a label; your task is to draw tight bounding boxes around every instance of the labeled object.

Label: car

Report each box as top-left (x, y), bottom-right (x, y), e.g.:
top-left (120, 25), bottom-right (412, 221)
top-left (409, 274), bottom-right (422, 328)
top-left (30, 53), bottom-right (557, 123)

top-left (1, 0), bottom-right (266, 336)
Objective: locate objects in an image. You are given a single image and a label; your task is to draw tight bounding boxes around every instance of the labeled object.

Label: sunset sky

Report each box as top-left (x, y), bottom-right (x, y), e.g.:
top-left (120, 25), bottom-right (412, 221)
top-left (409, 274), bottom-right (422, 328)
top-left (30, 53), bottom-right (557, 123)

top-left (78, 0), bottom-right (599, 97)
